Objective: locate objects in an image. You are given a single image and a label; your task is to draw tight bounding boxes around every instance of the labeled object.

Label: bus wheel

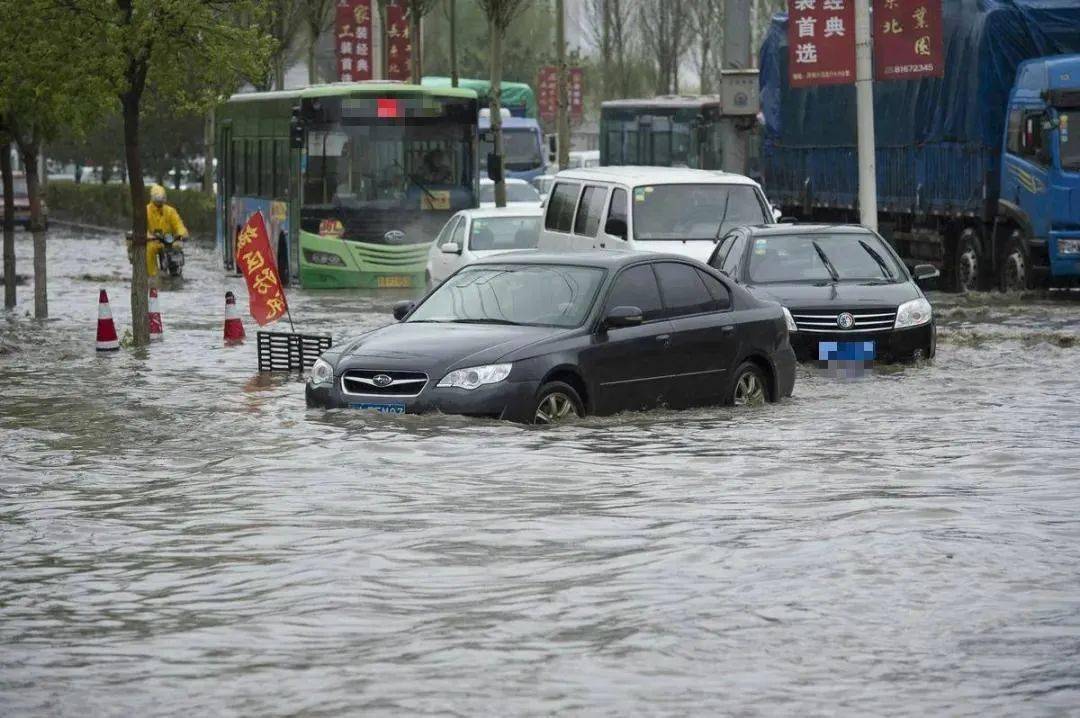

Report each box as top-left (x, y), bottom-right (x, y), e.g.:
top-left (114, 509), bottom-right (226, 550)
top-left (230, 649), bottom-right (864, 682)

top-left (277, 232), bottom-right (289, 286)
top-left (999, 229), bottom-right (1030, 293)
top-left (953, 228), bottom-right (984, 293)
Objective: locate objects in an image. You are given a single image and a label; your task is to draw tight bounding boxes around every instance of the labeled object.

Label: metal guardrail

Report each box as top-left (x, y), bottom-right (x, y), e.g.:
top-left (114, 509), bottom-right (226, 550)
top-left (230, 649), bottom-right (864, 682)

top-left (257, 331), bottom-right (332, 372)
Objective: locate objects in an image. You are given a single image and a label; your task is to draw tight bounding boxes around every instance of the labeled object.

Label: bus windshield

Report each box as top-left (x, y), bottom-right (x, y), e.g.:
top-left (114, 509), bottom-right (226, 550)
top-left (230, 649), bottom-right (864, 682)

top-left (481, 128), bottom-right (544, 172)
top-left (303, 121), bottom-right (475, 210)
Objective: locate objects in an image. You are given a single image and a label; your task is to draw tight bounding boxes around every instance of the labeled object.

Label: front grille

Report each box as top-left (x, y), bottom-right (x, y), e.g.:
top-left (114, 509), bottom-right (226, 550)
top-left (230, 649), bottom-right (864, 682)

top-left (341, 369), bottom-right (428, 397)
top-left (791, 308), bottom-right (897, 334)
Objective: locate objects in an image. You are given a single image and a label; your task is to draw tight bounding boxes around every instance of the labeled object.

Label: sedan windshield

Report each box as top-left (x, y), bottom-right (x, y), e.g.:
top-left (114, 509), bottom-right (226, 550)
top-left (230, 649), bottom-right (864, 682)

top-left (632, 184), bottom-right (768, 240)
top-left (480, 183), bottom-right (541, 204)
top-left (469, 216), bottom-right (540, 251)
top-left (408, 264), bottom-right (604, 328)
top-left (747, 233), bottom-right (906, 284)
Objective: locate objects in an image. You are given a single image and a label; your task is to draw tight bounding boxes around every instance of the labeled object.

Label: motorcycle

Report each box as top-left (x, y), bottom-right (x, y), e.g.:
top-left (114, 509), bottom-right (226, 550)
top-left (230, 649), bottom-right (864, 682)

top-left (154, 231), bottom-right (185, 278)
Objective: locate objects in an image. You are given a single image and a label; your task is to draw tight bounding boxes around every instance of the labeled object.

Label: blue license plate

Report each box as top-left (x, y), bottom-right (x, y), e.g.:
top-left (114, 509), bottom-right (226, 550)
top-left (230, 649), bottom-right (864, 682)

top-left (819, 340), bottom-right (875, 361)
top-left (349, 402), bottom-right (405, 414)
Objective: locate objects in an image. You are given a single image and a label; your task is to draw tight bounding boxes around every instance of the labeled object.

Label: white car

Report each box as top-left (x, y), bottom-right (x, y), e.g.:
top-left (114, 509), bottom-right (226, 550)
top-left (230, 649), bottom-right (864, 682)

top-left (479, 178), bottom-right (542, 208)
top-left (426, 206), bottom-right (544, 284)
top-left (538, 166), bottom-right (774, 263)
top-left (531, 174), bottom-right (555, 200)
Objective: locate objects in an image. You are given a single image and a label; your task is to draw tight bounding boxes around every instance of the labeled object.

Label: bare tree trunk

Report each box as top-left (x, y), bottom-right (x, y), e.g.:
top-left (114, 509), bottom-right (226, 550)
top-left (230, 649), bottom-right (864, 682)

top-left (556, 0), bottom-right (569, 169)
top-left (308, 34), bottom-right (319, 85)
top-left (122, 92), bottom-right (149, 347)
top-left (449, 0), bottom-right (458, 87)
top-left (1, 142), bottom-right (14, 310)
top-left (18, 141), bottom-right (47, 319)
top-left (489, 16), bottom-right (506, 208)
top-left (410, 5), bottom-right (422, 83)
top-left (601, 0), bottom-right (611, 100)
top-left (203, 112), bottom-right (215, 194)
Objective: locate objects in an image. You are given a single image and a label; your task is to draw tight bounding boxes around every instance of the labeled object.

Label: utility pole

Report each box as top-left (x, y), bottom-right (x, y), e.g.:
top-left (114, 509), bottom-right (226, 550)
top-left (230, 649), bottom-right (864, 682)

top-left (449, 0), bottom-right (458, 87)
top-left (720, 0), bottom-right (750, 174)
top-left (854, 0), bottom-right (878, 229)
top-left (556, 0), bottom-right (569, 171)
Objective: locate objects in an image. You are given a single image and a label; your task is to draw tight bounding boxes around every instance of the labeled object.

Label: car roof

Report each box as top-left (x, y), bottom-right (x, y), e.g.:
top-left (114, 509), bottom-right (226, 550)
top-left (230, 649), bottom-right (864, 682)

top-left (553, 166), bottom-right (759, 188)
top-left (741, 223), bottom-right (876, 237)
top-left (455, 206), bottom-right (543, 219)
top-left (468, 249), bottom-right (708, 269)
top-left (480, 177), bottom-right (530, 186)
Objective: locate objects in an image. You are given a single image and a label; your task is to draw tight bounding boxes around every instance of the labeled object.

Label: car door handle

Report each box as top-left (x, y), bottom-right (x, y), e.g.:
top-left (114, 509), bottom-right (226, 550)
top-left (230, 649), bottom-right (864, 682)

top-left (656, 334), bottom-right (671, 345)
top-left (721, 325), bottom-right (735, 334)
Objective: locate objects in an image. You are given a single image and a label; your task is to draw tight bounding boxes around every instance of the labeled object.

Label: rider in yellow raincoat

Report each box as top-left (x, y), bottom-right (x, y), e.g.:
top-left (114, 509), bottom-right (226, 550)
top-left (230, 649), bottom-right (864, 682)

top-left (146, 184), bottom-right (188, 277)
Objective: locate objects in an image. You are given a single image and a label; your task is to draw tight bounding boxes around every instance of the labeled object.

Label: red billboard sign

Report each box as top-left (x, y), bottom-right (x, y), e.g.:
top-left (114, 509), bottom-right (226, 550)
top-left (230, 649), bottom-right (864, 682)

top-left (873, 0), bottom-right (944, 80)
top-left (787, 0), bottom-right (857, 88)
top-left (538, 66), bottom-right (584, 122)
top-left (385, 0), bottom-right (412, 81)
top-left (336, 0), bottom-right (373, 82)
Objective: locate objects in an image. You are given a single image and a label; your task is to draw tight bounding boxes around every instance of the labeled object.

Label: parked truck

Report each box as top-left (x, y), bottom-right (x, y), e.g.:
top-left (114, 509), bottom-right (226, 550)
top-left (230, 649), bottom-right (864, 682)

top-left (760, 0), bottom-right (1080, 291)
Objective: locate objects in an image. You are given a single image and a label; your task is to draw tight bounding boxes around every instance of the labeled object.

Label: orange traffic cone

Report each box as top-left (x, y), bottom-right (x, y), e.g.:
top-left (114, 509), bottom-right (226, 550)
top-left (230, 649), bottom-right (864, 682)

top-left (96, 289), bottom-right (120, 352)
top-left (223, 291), bottom-right (245, 345)
top-left (148, 288), bottom-right (163, 342)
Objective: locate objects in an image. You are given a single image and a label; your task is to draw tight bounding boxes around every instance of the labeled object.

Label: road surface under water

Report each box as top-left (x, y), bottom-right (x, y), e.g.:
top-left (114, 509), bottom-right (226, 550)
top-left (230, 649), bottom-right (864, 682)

top-left (2, 228), bottom-right (1079, 716)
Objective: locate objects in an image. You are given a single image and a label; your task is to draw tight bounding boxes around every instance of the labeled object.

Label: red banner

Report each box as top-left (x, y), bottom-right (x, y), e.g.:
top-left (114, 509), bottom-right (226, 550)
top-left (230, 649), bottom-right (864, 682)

top-left (537, 66), bottom-right (584, 122)
top-left (336, 0), bottom-right (373, 81)
top-left (787, 0), bottom-right (856, 88)
top-left (236, 212), bottom-right (288, 326)
top-left (873, 0), bottom-right (944, 80)
top-left (385, 0), bottom-right (412, 81)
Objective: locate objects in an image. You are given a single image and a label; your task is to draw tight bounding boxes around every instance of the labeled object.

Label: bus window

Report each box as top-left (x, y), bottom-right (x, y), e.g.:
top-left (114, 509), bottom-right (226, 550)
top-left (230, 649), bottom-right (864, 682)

top-left (260, 139), bottom-right (274, 198)
top-left (274, 139), bottom-right (288, 199)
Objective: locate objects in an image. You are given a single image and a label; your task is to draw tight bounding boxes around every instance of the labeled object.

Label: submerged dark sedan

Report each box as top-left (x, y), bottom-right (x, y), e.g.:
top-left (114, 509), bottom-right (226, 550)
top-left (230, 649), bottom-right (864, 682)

top-left (307, 252), bottom-right (796, 423)
top-left (708, 225), bottom-right (939, 363)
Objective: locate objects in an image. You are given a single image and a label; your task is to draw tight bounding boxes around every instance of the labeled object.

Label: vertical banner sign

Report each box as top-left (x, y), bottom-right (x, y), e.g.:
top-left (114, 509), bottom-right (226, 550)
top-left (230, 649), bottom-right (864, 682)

top-left (872, 0), bottom-right (944, 80)
top-left (787, 0), bottom-right (857, 88)
top-left (569, 68), bottom-right (585, 120)
top-left (336, 0), bottom-right (373, 82)
top-left (236, 212), bottom-right (289, 326)
top-left (385, 0), bottom-right (412, 81)
top-left (537, 66), bottom-right (558, 121)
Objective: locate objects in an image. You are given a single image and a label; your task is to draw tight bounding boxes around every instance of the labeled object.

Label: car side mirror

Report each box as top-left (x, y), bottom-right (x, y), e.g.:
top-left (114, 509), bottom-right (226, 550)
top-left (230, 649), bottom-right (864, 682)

top-left (772, 205), bottom-right (783, 222)
top-left (604, 217), bottom-right (627, 241)
top-left (912, 264), bottom-right (940, 282)
top-left (779, 216), bottom-right (798, 224)
top-left (440, 241), bottom-right (461, 255)
top-left (603, 305), bottom-right (643, 329)
top-left (392, 300), bottom-right (415, 321)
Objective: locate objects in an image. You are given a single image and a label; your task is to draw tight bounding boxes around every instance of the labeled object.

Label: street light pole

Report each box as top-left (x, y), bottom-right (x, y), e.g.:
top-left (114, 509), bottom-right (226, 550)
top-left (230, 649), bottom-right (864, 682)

top-left (854, 0), bottom-right (878, 230)
top-left (556, 0), bottom-right (569, 170)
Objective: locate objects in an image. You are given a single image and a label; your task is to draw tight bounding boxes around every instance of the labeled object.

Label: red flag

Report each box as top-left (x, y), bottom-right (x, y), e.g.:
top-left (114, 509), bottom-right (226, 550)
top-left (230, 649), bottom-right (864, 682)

top-left (235, 211), bottom-right (289, 326)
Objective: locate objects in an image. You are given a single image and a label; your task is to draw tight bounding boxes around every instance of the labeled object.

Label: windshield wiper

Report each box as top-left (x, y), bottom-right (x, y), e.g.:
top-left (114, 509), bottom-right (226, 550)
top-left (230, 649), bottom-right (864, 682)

top-left (450, 318), bottom-right (521, 325)
top-left (811, 240), bottom-right (840, 282)
top-left (392, 159), bottom-right (437, 203)
top-left (713, 190), bottom-right (733, 241)
top-left (858, 239), bottom-right (895, 280)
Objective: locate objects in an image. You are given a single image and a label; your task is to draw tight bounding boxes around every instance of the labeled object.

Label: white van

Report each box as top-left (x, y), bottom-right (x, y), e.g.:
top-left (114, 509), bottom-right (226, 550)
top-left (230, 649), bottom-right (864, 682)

top-left (538, 167), bottom-right (774, 263)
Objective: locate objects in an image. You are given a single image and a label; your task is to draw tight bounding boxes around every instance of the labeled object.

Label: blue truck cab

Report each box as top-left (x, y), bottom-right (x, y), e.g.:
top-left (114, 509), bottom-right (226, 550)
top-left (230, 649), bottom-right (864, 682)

top-left (479, 112), bottom-right (547, 183)
top-left (1000, 55), bottom-right (1080, 283)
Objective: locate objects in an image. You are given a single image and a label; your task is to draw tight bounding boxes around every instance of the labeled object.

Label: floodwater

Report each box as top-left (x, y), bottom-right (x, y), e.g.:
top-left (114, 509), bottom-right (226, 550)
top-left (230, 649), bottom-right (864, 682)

top-left (2, 228), bottom-right (1079, 716)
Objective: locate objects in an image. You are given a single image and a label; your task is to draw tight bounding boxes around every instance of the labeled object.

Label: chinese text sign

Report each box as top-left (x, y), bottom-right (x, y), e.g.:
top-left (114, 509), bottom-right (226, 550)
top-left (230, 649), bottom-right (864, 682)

top-left (873, 0), bottom-right (944, 80)
top-left (336, 0), bottom-right (373, 82)
top-left (236, 212), bottom-right (289, 326)
top-left (787, 0), bottom-right (857, 88)
top-left (385, 0), bottom-right (412, 81)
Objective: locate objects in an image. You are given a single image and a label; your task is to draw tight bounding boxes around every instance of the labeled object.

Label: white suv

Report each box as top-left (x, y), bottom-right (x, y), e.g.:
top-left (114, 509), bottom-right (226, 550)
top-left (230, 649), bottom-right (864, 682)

top-left (538, 166), bottom-right (773, 263)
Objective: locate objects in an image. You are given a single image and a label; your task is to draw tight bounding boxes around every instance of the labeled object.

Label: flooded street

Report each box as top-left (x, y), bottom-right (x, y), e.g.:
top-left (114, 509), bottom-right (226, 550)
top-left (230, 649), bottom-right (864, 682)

top-left (2, 228), bottom-right (1079, 715)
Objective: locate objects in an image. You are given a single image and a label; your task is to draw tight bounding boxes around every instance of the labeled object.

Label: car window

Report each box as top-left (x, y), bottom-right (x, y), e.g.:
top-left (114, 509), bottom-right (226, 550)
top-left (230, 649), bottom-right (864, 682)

top-left (605, 188), bottom-right (627, 238)
top-left (711, 232), bottom-right (738, 268)
top-left (573, 185), bottom-right (607, 237)
top-left (545, 182), bottom-right (580, 233)
top-left (435, 216), bottom-right (460, 246)
top-left (604, 264), bottom-right (664, 322)
top-left (469, 216), bottom-right (541, 251)
top-left (653, 262), bottom-right (717, 318)
top-left (722, 235), bottom-right (746, 275)
top-left (696, 269), bottom-right (732, 311)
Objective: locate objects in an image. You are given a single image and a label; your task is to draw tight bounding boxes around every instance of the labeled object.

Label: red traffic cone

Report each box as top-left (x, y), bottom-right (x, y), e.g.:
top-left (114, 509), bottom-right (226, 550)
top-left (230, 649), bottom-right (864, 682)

top-left (96, 289), bottom-right (120, 352)
top-left (148, 288), bottom-right (163, 342)
top-left (223, 291), bottom-right (245, 345)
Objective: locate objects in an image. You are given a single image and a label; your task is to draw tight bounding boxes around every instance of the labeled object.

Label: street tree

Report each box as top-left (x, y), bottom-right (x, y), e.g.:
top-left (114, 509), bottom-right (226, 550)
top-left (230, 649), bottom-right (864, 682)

top-left (475, 0), bottom-right (531, 208)
top-left (52, 0), bottom-right (268, 347)
top-left (302, 0), bottom-right (337, 85)
top-left (638, 0), bottom-right (690, 95)
top-left (691, 0), bottom-right (724, 94)
top-left (1, 130), bottom-right (14, 310)
top-left (250, 0), bottom-right (306, 91)
top-left (406, 0), bottom-right (441, 83)
top-left (0, 0), bottom-right (110, 319)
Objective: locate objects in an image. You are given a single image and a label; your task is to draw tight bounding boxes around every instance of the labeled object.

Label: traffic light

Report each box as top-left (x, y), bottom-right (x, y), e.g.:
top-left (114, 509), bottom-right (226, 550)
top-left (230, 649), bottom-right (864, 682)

top-left (289, 107), bottom-right (304, 149)
top-left (487, 153), bottom-right (503, 183)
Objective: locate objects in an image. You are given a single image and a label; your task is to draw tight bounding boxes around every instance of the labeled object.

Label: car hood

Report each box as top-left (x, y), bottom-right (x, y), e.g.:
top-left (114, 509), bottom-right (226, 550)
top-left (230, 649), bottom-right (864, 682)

top-left (746, 280), bottom-right (922, 309)
top-left (334, 321), bottom-right (559, 373)
top-left (632, 239), bottom-right (718, 263)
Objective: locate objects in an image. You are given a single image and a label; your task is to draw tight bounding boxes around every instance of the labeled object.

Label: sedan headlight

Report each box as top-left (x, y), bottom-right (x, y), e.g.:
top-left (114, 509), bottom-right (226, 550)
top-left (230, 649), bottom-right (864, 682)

top-left (1058, 238), bottom-right (1080, 256)
top-left (782, 306), bottom-right (797, 332)
top-left (894, 298), bottom-right (932, 329)
top-left (310, 357), bottom-right (334, 385)
top-left (437, 363), bottom-right (512, 390)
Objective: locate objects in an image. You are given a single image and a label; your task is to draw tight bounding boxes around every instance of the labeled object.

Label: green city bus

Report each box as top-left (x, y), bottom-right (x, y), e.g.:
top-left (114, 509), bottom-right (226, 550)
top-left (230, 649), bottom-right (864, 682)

top-left (216, 83), bottom-right (479, 288)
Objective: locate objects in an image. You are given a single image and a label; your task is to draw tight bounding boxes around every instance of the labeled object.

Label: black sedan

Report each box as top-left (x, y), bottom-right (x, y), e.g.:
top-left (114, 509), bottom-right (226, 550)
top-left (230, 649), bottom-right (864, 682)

top-left (708, 225), bottom-right (939, 363)
top-left (306, 252), bottom-right (796, 423)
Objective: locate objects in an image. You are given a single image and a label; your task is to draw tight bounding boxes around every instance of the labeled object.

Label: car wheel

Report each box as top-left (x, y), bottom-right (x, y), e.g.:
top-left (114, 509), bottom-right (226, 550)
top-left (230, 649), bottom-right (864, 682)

top-left (731, 362), bottom-right (768, 407)
top-left (999, 229), bottom-right (1030, 293)
top-left (532, 381), bottom-right (584, 424)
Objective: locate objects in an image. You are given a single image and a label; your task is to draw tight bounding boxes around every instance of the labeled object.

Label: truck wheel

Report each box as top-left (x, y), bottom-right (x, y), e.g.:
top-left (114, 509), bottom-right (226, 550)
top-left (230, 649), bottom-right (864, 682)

top-left (953, 228), bottom-right (985, 293)
top-left (999, 229), bottom-right (1030, 293)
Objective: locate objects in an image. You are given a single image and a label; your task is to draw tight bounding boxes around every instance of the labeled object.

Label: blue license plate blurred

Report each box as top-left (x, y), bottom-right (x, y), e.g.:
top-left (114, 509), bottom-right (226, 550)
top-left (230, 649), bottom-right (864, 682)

top-left (819, 341), bottom-right (875, 361)
top-left (349, 402), bottom-right (405, 414)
